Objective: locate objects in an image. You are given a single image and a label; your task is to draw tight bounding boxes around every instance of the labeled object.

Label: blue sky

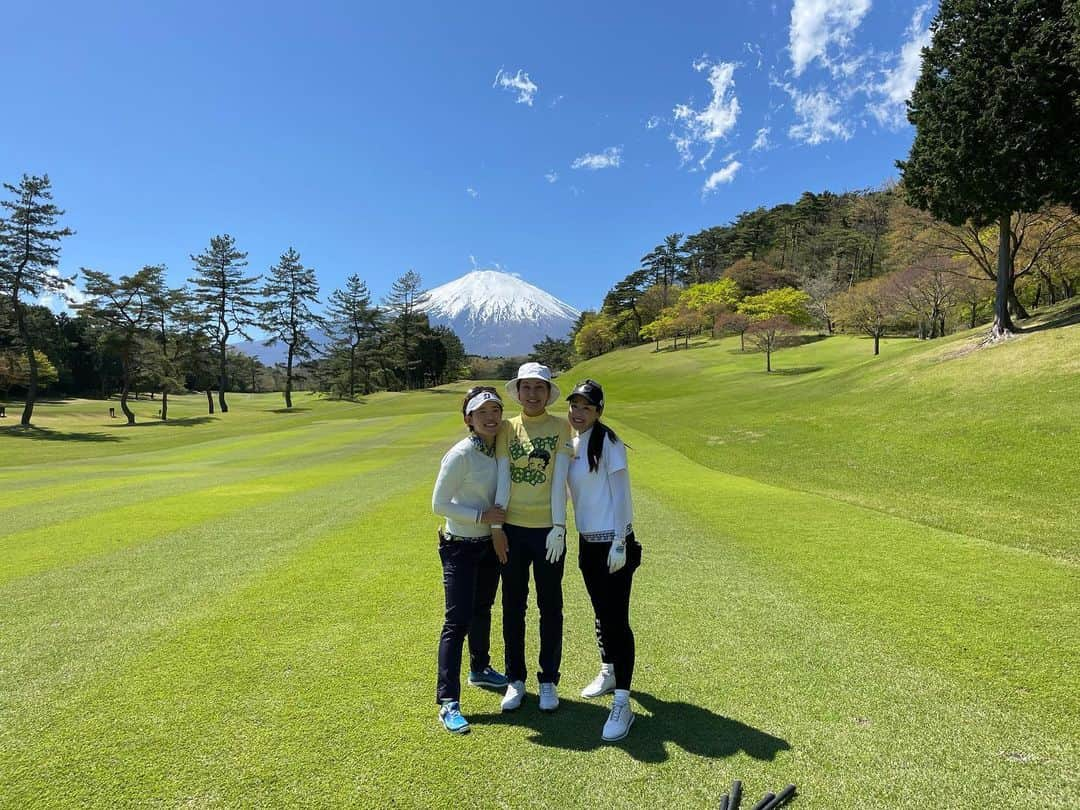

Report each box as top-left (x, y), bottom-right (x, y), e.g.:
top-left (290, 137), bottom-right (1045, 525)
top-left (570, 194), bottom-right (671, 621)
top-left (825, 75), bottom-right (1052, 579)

top-left (5, 0), bottom-right (934, 316)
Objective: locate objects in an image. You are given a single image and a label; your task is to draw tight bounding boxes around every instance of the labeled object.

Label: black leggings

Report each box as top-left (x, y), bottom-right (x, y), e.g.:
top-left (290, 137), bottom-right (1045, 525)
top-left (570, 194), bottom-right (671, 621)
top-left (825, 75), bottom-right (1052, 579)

top-left (578, 534), bottom-right (641, 691)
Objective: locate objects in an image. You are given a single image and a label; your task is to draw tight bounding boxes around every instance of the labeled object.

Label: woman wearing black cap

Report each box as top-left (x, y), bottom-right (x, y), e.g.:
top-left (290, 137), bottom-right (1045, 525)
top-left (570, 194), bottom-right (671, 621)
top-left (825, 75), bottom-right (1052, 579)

top-left (565, 379), bottom-right (641, 741)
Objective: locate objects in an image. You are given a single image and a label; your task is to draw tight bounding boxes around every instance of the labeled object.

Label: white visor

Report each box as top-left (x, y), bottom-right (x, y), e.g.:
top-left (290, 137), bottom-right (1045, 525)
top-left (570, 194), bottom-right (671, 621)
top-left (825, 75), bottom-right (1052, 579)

top-left (465, 391), bottom-right (502, 415)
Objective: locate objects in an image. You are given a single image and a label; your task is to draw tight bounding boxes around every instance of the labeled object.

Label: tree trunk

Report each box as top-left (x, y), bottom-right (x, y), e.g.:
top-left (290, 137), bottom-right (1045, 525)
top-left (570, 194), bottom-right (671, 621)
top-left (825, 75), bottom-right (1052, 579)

top-left (765, 347), bottom-right (772, 372)
top-left (348, 345), bottom-right (357, 399)
top-left (969, 303), bottom-right (978, 329)
top-left (739, 332), bottom-right (745, 352)
top-left (1008, 290), bottom-right (1030, 321)
top-left (874, 332), bottom-right (881, 356)
top-left (15, 303), bottom-right (36, 426)
top-left (991, 213), bottom-right (1016, 337)
top-left (120, 379), bottom-right (136, 425)
top-left (218, 343), bottom-right (229, 412)
top-left (206, 389), bottom-right (215, 414)
top-left (161, 390), bottom-right (168, 421)
top-left (284, 345), bottom-right (294, 409)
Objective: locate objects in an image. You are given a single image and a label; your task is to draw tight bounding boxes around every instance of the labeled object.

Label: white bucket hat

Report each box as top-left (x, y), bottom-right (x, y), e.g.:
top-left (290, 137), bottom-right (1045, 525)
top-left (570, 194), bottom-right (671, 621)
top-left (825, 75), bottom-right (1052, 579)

top-left (504, 362), bottom-right (561, 407)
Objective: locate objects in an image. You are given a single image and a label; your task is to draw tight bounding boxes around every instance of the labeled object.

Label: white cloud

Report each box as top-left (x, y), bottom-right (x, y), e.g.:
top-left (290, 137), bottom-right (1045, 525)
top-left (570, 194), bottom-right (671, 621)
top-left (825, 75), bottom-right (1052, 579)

top-left (37, 269), bottom-right (88, 313)
top-left (492, 68), bottom-right (538, 106)
top-left (646, 115), bottom-right (662, 130)
top-left (466, 187), bottom-right (479, 198)
top-left (786, 85), bottom-right (853, 144)
top-left (789, 0), bottom-right (872, 77)
top-left (571, 146), bottom-right (622, 170)
top-left (545, 170), bottom-right (559, 183)
top-left (702, 160), bottom-right (743, 195)
top-left (868, 3), bottom-right (932, 128)
top-left (670, 59), bottom-right (741, 167)
top-left (751, 126), bottom-right (771, 151)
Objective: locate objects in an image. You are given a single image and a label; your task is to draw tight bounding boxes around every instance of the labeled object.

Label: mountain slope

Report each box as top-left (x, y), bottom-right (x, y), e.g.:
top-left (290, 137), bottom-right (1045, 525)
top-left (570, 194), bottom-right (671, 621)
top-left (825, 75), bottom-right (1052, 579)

top-left (419, 270), bottom-right (580, 356)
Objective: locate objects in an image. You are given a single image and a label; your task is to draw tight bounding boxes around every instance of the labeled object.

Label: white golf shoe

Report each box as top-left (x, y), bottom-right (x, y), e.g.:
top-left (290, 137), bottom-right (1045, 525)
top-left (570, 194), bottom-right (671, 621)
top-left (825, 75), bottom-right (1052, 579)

top-left (538, 682), bottom-right (559, 712)
top-left (602, 698), bottom-right (634, 741)
top-left (580, 664), bottom-right (616, 699)
top-left (501, 680), bottom-right (526, 712)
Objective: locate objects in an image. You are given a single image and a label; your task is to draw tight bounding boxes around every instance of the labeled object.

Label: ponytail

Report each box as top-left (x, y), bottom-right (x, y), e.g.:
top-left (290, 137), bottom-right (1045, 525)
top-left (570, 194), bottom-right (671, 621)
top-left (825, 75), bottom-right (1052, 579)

top-left (587, 421), bottom-right (619, 473)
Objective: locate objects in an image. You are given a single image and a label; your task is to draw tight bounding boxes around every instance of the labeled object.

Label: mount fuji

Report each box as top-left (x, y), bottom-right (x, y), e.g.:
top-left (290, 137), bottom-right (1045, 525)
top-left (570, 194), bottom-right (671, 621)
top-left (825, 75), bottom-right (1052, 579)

top-left (419, 270), bottom-right (580, 357)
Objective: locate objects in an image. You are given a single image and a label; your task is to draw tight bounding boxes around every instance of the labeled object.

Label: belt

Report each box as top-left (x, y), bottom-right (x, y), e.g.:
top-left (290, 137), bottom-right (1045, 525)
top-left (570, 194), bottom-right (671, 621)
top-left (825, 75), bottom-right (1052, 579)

top-left (439, 529), bottom-right (491, 543)
top-left (580, 524), bottom-right (633, 544)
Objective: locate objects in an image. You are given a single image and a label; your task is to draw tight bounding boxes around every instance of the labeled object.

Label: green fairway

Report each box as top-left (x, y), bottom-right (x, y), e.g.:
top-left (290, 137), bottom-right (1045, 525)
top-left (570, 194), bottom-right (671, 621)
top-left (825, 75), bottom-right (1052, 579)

top-left (2, 311), bottom-right (1078, 808)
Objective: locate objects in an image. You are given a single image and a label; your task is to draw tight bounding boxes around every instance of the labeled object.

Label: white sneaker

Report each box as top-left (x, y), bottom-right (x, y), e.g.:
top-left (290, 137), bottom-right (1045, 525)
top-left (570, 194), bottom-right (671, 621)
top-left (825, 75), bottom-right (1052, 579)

top-left (602, 699), bottom-right (634, 741)
top-left (538, 682), bottom-right (559, 712)
top-left (501, 680), bottom-right (525, 712)
top-left (580, 664), bottom-right (616, 699)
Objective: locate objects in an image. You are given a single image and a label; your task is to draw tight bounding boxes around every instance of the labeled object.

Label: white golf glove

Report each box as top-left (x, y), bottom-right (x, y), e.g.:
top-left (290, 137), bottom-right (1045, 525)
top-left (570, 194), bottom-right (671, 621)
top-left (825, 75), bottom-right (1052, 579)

top-left (545, 525), bottom-right (566, 563)
top-left (607, 540), bottom-right (627, 574)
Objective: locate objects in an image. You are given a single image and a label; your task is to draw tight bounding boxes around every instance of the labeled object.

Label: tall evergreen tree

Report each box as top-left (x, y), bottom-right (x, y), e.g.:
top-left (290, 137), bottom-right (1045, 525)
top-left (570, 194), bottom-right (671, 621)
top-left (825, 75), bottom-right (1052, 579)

top-left (899, 0), bottom-right (1080, 337)
top-left (0, 174), bottom-right (74, 425)
top-left (640, 233), bottom-right (687, 307)
top-left (188, 234), bottom-right (260, 412)
top-left (144, 268), bottom-right (189, 421)
top-left (325, 274), bottom-right (381, 398)
top-left (261, 247), bottom-right (321, 408)
top-left (382, 270), bottom-right (428, 389)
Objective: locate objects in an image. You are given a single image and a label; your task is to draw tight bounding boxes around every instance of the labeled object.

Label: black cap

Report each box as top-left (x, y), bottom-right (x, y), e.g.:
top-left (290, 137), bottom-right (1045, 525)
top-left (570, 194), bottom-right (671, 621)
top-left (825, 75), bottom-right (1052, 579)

top-left (566, 379), bottom-right (604, 410)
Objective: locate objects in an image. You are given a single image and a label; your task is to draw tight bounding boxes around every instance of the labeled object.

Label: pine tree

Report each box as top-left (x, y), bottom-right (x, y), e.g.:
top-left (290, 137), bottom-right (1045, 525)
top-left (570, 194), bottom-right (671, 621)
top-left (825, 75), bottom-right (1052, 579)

top-left (0, 175), bottom-right (74, 425)
top-left (383, 270), bottom-right (429, 389)
top-left (188, 234), bottom-right (260, 412)
top-left (325, 274), bottom-right (381, 398)
top-left (261, 247), bottom-right (321, 409)
top-left (899, 0), bottom-right (1080, 337)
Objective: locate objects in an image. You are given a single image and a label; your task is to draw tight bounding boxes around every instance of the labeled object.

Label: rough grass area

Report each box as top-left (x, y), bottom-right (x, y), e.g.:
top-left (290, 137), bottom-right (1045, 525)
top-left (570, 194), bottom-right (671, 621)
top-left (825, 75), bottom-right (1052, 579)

top-left (1, 307), bottom-right (1077, 808)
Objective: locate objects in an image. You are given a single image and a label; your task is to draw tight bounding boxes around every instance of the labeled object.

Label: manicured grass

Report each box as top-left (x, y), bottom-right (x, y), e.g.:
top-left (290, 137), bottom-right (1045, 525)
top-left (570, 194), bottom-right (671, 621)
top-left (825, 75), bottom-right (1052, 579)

top-left (1, 306), bottom-right (1077, 808)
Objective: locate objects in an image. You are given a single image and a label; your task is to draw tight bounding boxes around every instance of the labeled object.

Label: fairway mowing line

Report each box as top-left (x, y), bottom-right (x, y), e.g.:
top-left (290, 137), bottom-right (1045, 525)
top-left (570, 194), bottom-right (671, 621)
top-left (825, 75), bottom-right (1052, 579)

top-left (0, 436), bottom-right (456, 779)
top-left (0, 415), bottom-right (461, 572)
top-left (619, 425), bottom-right (1079, 727)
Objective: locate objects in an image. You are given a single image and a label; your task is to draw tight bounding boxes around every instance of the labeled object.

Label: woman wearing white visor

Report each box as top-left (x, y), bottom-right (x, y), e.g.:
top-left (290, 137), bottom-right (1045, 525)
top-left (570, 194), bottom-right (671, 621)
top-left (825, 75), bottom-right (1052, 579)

top-left (565, 379), bottom-right (641, 741)
top-left (431, 386), bottom-right (510, 734)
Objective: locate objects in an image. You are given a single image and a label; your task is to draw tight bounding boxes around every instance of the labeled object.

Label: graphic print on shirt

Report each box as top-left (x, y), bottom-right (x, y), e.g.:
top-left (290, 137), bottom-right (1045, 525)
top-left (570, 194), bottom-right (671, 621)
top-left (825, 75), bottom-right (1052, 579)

top-left (509, 434), bottom-right (558, 486)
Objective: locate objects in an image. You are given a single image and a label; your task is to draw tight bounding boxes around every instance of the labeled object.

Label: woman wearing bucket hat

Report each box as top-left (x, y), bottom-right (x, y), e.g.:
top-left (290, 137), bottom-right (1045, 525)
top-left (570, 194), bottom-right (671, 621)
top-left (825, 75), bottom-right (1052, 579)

top-left (493, 362), bottom-right (573, 713)
top-left (565, 379), bottom-right (641, 741)
top-left (430, 386), bottom-right (511, 734)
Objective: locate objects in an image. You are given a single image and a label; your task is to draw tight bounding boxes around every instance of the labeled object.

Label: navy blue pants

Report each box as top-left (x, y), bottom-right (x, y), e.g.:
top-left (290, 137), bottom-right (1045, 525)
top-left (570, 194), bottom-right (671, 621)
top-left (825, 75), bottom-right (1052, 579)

top-left (579, 534), bottom-right (641, 690)
top-left (501, 524), bottom-right (565, 684)
top-left (436, 536), bottom-right (501, 703)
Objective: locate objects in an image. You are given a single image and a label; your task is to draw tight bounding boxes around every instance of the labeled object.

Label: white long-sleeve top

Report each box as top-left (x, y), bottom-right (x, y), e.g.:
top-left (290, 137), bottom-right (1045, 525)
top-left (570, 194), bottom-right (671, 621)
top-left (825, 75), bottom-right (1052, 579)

top-left (431, 435), bottom-right (498, 538)
top-left (567, 427), bottom-right (633, 543)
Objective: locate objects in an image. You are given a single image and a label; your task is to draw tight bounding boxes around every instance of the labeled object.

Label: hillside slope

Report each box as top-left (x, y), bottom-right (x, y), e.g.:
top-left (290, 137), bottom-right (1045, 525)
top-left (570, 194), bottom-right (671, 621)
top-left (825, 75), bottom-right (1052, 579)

top-left (565, 303), bottom-right (1080, 561)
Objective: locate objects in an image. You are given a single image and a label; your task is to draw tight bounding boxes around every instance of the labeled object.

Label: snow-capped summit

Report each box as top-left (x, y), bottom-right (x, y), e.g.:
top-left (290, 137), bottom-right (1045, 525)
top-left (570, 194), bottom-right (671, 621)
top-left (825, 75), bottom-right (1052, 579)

top-left (419, 270), bottom-right (580, 357)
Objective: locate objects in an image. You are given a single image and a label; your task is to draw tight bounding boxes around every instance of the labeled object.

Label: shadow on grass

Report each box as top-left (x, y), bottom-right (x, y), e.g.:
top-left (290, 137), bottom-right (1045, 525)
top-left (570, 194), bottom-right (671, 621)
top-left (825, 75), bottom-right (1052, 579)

top-left (0, 425), bottom-right (125, 443)
top-left (126, 416), bottom-right (218, 428)
top-left (469, 691), bottom-right (790, 763)
top-left (266, 407), bottom-right (313, 413)
top-left (1020, 300), bottom-right (1080, 333)
top-left (770, 366), bottom-right (824, 376)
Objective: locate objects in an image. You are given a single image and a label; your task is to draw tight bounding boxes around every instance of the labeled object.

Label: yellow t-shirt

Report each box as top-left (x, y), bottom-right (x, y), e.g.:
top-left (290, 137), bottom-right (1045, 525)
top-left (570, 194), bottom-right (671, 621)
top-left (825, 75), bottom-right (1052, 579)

top-left (497, 412), bottom-right (573, 528)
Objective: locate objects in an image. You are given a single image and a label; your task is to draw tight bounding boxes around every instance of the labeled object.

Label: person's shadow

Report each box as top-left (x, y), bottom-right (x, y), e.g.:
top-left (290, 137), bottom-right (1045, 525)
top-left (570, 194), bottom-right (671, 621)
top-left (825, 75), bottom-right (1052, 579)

top-left (468, 690), bottom-right (790, 763)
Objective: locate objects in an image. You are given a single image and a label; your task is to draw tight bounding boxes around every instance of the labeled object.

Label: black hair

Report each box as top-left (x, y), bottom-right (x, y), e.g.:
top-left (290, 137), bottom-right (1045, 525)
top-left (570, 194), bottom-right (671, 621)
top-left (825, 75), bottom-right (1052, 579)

top-left (461, 385), bottom-right (502, 432)
top-left (586, 421), bottom-right (619, 473)
top-left (528, 447), bottom-right (551, 466)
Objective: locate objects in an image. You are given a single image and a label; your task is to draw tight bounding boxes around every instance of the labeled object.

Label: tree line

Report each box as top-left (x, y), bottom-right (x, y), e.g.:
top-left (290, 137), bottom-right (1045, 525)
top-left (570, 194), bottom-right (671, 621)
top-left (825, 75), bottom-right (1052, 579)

top-left (0, 175), bottom-right (465, 426)
top-left (544, 1), bottom-right (1080, 370)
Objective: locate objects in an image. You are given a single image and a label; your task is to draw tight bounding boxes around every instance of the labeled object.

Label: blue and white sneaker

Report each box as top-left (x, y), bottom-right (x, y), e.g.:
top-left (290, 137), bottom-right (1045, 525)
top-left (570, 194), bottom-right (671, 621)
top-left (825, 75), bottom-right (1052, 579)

top-left (467, 666), bottom-right (509, 688)
top-left (439, 700), bottom-right (470, 734)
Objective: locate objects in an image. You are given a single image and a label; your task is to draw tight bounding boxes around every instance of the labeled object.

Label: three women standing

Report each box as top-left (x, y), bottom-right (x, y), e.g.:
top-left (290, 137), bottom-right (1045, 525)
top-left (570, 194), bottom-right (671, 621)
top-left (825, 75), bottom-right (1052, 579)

top-left (431, 375), bottom-right (640, 741)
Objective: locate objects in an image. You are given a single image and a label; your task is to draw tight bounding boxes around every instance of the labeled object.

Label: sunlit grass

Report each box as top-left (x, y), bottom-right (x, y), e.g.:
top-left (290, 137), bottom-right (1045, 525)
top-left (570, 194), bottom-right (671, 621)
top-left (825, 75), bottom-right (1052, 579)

top-left (1, 307), bottom-right (1077, 808)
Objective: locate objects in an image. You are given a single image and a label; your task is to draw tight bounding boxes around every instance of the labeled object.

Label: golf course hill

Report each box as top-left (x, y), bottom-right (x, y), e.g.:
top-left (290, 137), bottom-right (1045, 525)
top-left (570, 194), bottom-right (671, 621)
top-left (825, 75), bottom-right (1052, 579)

top-left (1, 299), bottom-right (1076, 808)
